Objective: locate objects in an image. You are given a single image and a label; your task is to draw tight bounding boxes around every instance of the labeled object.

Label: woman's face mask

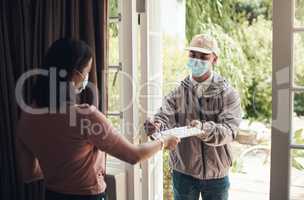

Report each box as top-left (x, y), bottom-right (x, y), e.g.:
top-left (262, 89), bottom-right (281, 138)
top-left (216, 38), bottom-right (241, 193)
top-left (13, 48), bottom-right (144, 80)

top-left (186, 58), bottom-right (210, 77)
top-left (75, 73), bottom-right (89, 94)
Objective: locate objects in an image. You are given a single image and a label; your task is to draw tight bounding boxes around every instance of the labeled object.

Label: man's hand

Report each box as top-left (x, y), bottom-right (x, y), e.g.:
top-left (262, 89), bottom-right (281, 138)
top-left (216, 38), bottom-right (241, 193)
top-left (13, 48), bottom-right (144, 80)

top-left (190, 120), bottom-right (203, 129)
top-left (144, 119), bottom-right (161, 136)
top-left (162, 135), bottom-right (180, 150)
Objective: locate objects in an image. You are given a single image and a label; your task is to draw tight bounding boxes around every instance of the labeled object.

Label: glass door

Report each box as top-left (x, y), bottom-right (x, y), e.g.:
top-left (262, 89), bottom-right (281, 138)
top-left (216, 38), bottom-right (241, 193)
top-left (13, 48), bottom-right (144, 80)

top-left (271, 0), bottom-right (304, 199)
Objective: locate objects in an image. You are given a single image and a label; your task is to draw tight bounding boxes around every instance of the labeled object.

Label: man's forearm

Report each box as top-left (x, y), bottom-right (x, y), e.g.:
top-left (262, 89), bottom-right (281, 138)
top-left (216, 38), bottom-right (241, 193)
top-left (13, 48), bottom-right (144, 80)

top-left (153, 114), bottom-right (170, 131)
top-left (197, 121), bottom-right (237, 146)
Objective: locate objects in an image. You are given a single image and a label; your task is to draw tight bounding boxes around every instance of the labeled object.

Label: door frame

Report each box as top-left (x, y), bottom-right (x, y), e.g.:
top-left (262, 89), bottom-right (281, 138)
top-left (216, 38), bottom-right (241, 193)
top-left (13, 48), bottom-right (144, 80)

top-left (271, 0), bottom-right (304, 199)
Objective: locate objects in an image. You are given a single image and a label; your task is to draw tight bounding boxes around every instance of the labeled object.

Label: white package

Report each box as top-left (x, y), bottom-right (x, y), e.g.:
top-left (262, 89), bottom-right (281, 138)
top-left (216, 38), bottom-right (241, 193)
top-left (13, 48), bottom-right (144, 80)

top-left (151, 126), bottom-right (203, 140)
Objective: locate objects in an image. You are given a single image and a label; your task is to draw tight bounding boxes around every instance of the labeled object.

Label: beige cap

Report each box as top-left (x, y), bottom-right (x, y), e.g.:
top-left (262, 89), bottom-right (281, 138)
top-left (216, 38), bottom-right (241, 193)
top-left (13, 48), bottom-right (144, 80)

top-left (185, 34), bottom-right (219, 56)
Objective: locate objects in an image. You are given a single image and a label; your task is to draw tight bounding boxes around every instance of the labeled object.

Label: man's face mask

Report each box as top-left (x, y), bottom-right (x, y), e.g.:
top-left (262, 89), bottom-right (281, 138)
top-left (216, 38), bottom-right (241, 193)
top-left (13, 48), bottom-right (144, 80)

top-left (186, 58), bottom-right (210, 77)
top-left (75, 73), bottom-right (89, 94)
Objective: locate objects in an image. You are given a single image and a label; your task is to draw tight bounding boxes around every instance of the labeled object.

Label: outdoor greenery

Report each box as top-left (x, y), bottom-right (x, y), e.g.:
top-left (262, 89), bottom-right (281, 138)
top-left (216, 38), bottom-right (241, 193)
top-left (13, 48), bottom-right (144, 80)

top-left (292, 129), bottom-right (304, 170)
top-left (295, 0), bottom-right (304, 27)
top-left (294, 32), bottom-right (304, 116)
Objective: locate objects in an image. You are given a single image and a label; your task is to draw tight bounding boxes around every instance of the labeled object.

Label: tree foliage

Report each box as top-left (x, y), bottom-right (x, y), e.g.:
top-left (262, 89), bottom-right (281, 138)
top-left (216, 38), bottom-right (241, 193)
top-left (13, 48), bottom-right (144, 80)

top-left (295, 0), bottom-right (304, 26)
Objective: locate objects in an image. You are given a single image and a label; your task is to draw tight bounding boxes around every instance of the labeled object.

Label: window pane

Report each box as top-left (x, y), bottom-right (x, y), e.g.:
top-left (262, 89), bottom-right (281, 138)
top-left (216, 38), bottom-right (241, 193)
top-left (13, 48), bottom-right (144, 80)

top-left (107, 115), bottom-right (122, 132)
top-left (108, 0), bottom-right (120, 134)
top-left (109, 23), bottom-right (119, 66)
top-left (290, 149), bottom-right (304, 200)
top-left (107, 70), bottom-right (122, 133)
top-left (292, 94), bottom-right (304, 145)
top-left (108, 70), bottom-right (121, 112)
top-left (293, 32), bottom-right (304, 87)
top-left (109, 0), bottom-right (119, 18)
top-left (295, 0), bottom-right (304, 26)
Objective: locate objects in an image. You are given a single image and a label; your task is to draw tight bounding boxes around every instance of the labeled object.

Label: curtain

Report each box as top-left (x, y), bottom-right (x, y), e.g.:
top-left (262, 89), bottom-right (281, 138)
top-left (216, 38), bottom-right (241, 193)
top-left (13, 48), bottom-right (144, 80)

top-left (0, 0), bottom-right (109, 200)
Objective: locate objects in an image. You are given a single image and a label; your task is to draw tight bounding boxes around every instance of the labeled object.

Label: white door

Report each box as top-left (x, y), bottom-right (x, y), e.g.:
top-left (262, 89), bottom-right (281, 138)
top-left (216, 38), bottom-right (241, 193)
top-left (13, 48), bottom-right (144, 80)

top-left (271, 0), bottom-right (304, 199)
top-left (139, 0), bottom-right (164, 200)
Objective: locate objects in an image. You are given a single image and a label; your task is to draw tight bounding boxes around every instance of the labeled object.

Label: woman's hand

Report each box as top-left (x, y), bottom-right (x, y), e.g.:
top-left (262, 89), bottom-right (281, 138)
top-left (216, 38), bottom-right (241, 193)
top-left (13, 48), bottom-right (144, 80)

top-left (162, 135), bottom-right (180, 150)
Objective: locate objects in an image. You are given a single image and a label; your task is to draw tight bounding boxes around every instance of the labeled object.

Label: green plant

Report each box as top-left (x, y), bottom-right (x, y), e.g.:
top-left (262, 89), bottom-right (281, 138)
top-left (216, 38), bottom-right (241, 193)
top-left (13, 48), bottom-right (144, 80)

top-left (186, 0), bottom-right (272, 40)
top-left (109, 0), bottom-right (119, 37)
top-left (295, 0), bottom-right (304, 25)
top-left (163, 151), bottom-right (174, 200)
top-left (295, 92), bottom-right (304, 117)
top-left (231, 159), bottom-right (245, 173)
top-left (234, 17), bottom-right (272, 122)
top-left (186, 0), bottom-right (242, 42)
top-left (294, 51), bottom-right (304, 118)
top-left (162, 36), bottom-right (188, 95)
top-left (293, 32), bottom-right (304, 116)
top-left (235, 0), bottom-right (272, 24)
top-left (292, 129), bottom-right (304, 170)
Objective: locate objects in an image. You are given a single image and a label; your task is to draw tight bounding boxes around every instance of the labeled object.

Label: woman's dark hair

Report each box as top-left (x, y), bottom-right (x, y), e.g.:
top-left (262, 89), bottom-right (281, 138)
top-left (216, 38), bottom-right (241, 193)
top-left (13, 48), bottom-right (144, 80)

top-left (32, 38), bottom-right (93, 108)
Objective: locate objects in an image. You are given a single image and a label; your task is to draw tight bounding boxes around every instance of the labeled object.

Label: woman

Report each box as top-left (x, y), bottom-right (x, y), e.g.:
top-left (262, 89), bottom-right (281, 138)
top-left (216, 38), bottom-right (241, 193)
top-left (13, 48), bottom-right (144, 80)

top-left (16, 38), bottom-right (180, 200)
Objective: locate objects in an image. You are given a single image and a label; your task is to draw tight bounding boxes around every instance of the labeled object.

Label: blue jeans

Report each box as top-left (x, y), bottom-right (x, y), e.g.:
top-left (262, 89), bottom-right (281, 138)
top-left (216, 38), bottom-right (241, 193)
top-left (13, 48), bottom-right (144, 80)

top-left (45, 190), bottom-right (106, 200)
top-left (172, 170), bottom-right (230, 200)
